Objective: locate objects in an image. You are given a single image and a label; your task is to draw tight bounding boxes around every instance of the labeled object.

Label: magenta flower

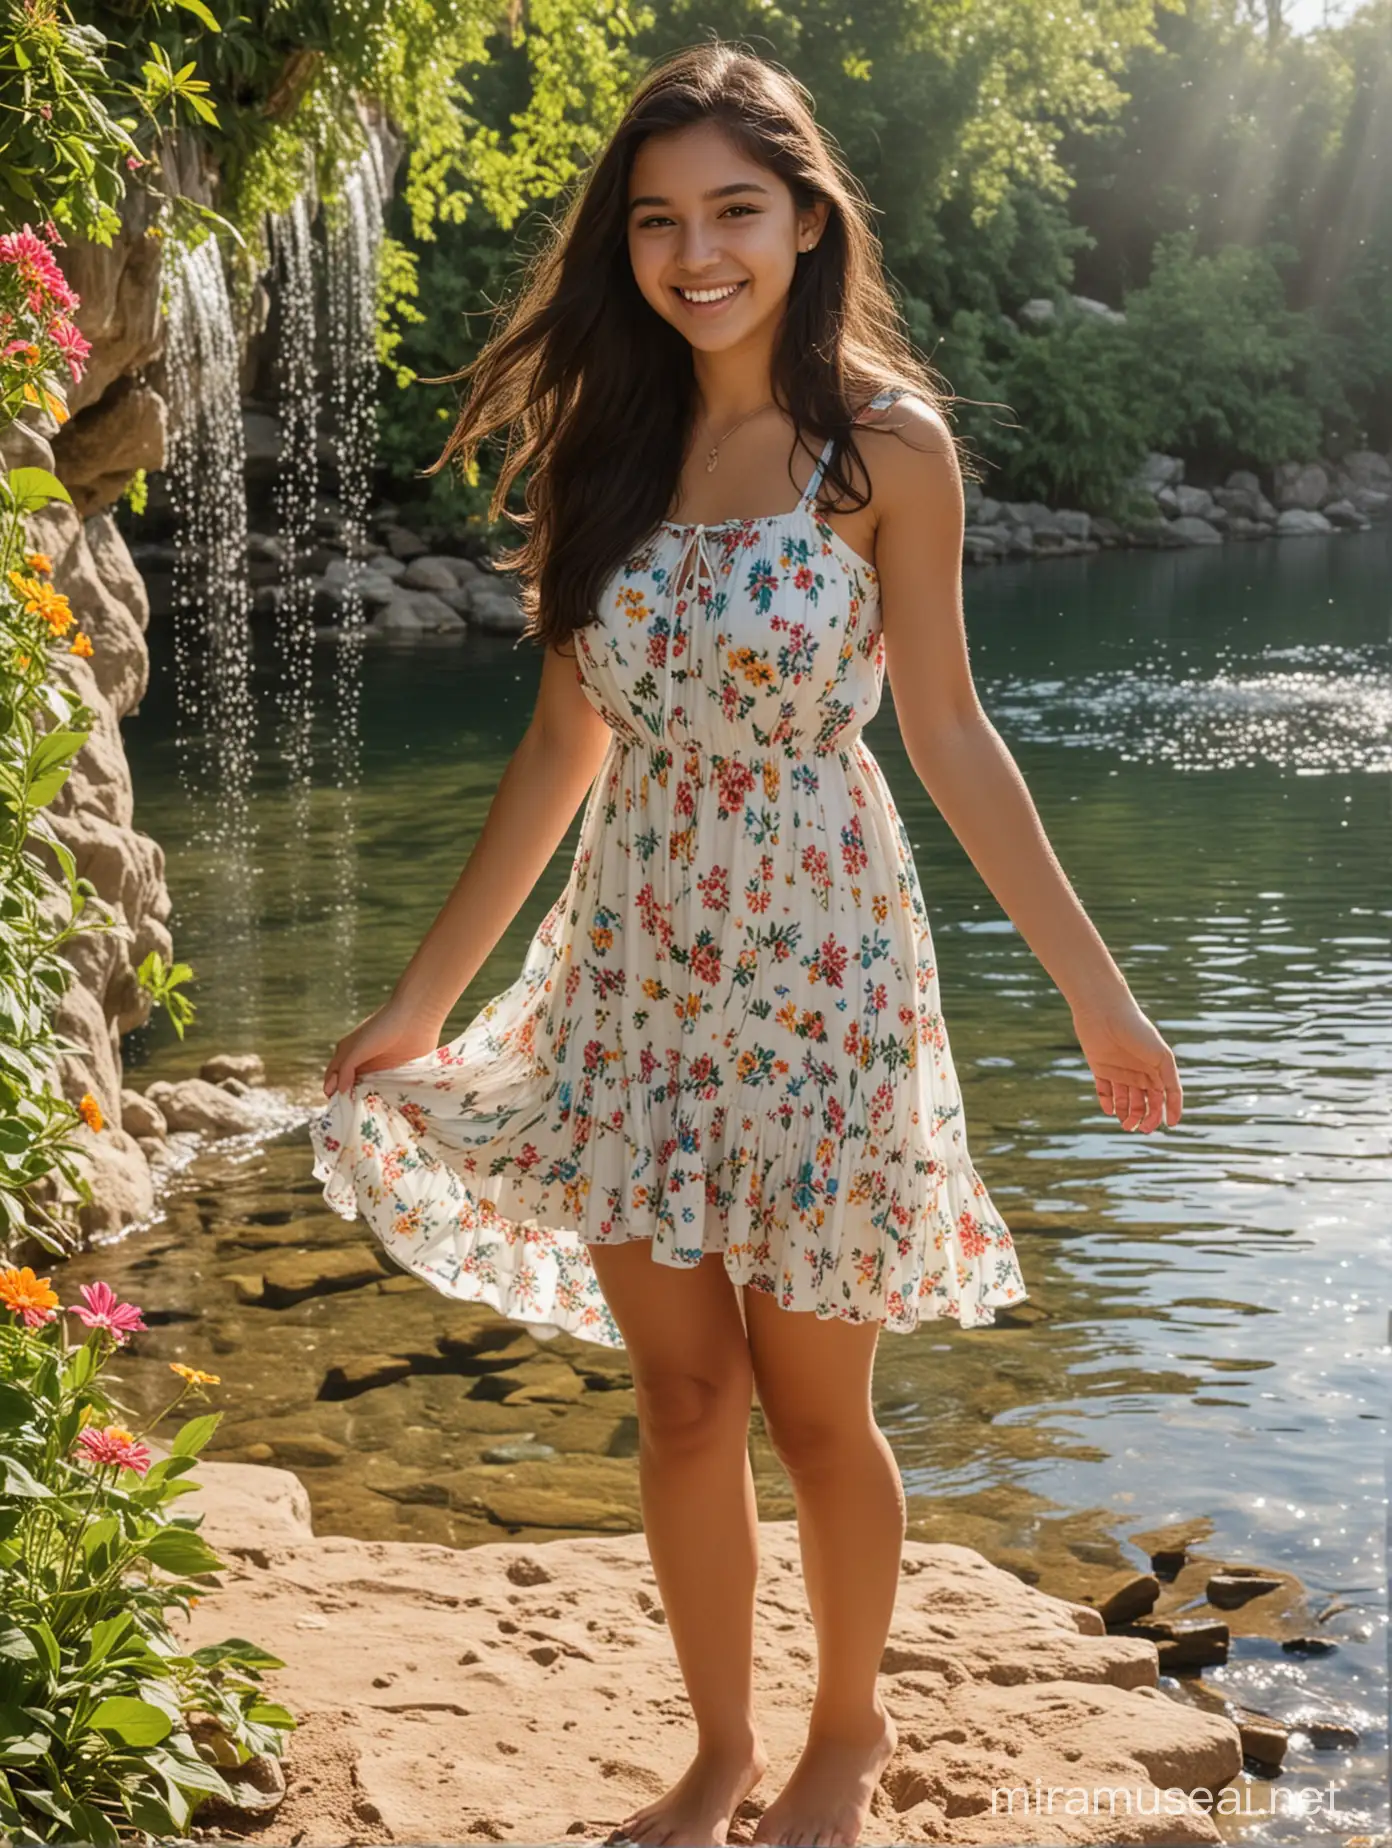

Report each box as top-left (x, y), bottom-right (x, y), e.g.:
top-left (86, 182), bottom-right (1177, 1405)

top-left (67, 1280), bottom-right (148, 1345)
top-left (48, 315), bottom-right (90, 383)
top-left (0, 226), bottom-right (80, 315)
top-left (75, 1425), bottom-right (152, 1474)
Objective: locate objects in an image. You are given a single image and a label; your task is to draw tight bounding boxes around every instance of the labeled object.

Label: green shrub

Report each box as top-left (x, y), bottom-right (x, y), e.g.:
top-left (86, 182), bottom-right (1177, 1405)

top-left (0, 1264), bottom-right (294, 1844)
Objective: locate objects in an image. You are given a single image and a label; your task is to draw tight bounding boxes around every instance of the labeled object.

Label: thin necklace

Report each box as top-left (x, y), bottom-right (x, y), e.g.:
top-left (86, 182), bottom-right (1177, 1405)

top-left (699, 398), bottom-right (775, 472)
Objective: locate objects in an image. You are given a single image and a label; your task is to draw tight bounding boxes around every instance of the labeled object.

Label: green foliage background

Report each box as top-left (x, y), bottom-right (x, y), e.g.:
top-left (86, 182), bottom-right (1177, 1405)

top-left (374, 0), bottom-right (1392, 519)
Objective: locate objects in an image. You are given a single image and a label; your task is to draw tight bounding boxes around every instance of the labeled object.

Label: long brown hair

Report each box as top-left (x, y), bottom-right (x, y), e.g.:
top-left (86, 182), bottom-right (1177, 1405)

top-left (427, 40), bottom-right (958, 650)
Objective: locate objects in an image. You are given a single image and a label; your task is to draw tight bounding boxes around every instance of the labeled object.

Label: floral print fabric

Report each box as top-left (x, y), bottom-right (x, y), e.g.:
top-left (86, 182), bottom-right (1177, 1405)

top-left (309, 388), bottom-right (1028, 1349)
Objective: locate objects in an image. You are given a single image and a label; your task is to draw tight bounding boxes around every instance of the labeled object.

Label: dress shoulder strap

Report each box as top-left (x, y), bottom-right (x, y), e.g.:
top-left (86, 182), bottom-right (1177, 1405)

top-left (799, 387), bottom-right (912, 512)
top-left (854, 385), bottom-right (911, 420)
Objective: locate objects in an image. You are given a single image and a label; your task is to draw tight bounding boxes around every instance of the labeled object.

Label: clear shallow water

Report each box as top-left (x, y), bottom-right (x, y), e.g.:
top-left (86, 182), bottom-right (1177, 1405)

top-left (85, 525), bottom-right (1392, 1835)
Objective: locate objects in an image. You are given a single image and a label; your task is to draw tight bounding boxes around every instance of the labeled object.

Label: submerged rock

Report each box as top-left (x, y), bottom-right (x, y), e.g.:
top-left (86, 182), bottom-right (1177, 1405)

top-left (258, 1245), bottom-right (391, 1307)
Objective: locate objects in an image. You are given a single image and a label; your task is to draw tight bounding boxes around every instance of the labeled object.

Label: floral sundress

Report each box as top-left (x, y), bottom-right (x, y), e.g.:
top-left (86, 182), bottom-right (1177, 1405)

top-left (309, 388), bottom-right (1029, 1349)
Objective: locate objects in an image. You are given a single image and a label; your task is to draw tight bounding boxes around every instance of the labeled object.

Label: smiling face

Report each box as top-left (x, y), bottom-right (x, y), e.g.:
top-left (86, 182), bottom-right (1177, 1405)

top-left (626, 119), bottom-right (827, 356)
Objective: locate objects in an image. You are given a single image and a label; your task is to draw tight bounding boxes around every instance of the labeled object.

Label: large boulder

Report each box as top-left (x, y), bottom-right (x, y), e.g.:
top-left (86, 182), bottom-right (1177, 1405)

top-left (49, 378), bottom-right (167, 516)
top-left (60, 205), bottom-right (165, 416)
top-left (1271, 461), bottom-right (1332, 512)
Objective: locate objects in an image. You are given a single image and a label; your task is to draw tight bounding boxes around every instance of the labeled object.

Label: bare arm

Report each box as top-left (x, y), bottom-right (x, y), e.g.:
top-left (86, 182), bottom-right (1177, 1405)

top-left (870, 397), bottom-right (1183, 1133)
top-left (323, 642), bottom-right (613, 1096)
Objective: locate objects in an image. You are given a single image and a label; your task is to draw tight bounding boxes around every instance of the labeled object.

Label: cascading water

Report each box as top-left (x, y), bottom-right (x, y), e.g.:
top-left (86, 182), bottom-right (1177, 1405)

top-left (162, 232), bottom-right (263, 1033)
top-left (322, 135), bottom-right (387, 736)
top-left (163, 234), bottom-right (256, 817)
top-left (317, 131), bottom-right (390, 1029)
top-left (269, 189), bottom-right (319, 785)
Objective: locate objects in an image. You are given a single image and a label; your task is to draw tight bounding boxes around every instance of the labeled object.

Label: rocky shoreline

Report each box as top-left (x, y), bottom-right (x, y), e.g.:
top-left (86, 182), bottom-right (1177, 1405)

top-left (134, 435), bottom-right (1392, 649)
top-left (174, 1457), bottom-right (1254, 1846)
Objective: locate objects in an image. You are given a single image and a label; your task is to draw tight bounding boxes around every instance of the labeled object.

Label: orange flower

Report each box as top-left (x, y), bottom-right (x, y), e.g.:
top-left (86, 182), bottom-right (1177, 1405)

top-left (0, 1265), bottom-right (61, 1325)
top-left (9, 572), bottom-right (74, 633)
top-left (37, 588), bottom-right (74, 634)
top-left (15, 653), bottom-right (29, 669)
top-left (168, 1361), bottom-right (221, 1386)
top-left (77, 1092), bottom-right (103, 1131)
top-left (68, 631), bottom-right (92, 657)
top-left (24, 551), bottom-right (53, 574)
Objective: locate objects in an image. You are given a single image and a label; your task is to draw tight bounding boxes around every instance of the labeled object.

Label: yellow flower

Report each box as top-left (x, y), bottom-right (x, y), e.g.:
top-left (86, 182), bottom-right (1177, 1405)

top-left (105, 1425), bottom-right (135, 1444)
top-left (24, 551), bottom-right (53, 575)
top-left (68, 631), bottom-right (92, 657)
top-left (77, 1092), bottom-right (104, 1132)
top-left (168, 1361), bottom-right (221, 1386)
top-left (0, 1266), bottom-right (60, 1318)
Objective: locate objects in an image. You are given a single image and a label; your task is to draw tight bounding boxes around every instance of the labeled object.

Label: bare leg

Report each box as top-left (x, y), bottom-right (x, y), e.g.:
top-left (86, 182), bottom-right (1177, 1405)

top-left (743, 1288), bottom-right (903, 1847)
top-left (587, 1238), bottom-right (769, 1846)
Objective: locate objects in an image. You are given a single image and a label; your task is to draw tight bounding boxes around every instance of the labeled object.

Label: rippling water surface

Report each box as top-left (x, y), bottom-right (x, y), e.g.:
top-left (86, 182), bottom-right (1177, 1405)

top-left (74, 525), bottom-right (1391, 1838)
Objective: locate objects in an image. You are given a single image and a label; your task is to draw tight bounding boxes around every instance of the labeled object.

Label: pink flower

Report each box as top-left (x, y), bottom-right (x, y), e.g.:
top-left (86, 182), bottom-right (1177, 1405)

top-left (0, 226), bottom-right (79, 314)
top-left (67, 1280), bottom-right (147, 1345)
top-left (40, 221), bottom-right (63, 246)
top-left (75, 1425), bottom-right (152, 1474)
top-left (126, 155), bottom-right (144, 172)
top-left (48, 316), bottom-right (90, 383)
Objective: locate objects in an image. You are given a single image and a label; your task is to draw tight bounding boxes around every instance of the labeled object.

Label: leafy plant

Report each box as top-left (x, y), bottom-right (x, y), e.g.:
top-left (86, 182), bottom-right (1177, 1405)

top-left (134, 950), bottom-right (196, 1042)
top-left (0, 1264), bottom-right (294, 1844)
top-left (0, 226), bottom-right (127, 1261)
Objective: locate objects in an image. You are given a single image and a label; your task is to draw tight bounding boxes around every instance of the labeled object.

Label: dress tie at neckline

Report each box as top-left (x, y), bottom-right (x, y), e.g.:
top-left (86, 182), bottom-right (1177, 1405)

top-left (662, 522), bottom-right (723, 739)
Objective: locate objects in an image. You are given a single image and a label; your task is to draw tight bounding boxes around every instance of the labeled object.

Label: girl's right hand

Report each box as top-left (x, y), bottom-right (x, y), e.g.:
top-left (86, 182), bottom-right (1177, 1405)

top-left (322, 999), bottom-right (446, 1100)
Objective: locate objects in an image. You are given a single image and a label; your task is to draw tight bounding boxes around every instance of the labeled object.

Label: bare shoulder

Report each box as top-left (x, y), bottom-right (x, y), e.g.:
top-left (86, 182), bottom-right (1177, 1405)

top-left (853, 390), bottom-right (962, 519)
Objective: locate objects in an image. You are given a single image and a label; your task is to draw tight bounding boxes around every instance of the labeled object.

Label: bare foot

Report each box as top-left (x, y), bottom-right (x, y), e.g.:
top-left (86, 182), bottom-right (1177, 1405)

top-left (750, 1699), bottom-right (897, 1846)
top-left (606, 1735), bottom-right (769, 1847)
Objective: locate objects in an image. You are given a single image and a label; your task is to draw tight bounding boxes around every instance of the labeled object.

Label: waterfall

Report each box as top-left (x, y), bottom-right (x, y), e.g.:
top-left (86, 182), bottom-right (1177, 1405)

top-left (163, 234), bottom-right (256, 823)
top-left (269, 189), bottom-right (319, 785)
top-left (322, 136), bottom-right (387, 765)
top-left (162, 232), bottom-right (262, 1036)
top-left (317, 134), bottom-right (389, 1031)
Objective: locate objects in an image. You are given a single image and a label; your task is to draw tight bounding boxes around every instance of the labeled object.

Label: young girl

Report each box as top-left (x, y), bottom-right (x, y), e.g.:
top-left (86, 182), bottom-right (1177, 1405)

top-left (311, 40), bottom-right (1183, 1848)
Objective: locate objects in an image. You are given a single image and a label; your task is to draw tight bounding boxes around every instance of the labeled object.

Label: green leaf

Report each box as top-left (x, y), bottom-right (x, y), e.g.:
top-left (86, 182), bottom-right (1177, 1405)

top-left (141, 1526), bottom-right (225, 1576)
top-left (149, 1744), bottom-right (234, 1798)
top-left (30, 728), bottom-right (88, 774)
top-left (90, 1695), bottom-right (173, 1746)
top-left (191, 1638), bottom-right (286, 1672)
top-left (0, 1710), bottom-right (48, 1767)
top-left (26, 765), bottom-right (76, 810)
top-left (85, 1611), bottom-right (136, 1668)
top-left (171, 1410), bottom-right (221, 1457)
top-left (174, 0), bottom-right (222, 26)
top-left (5, 467), bottom-right (71, 511)
top-left (0, 1456), bottom-right (52, 1499)
top-left (80, 1513), bottom-right (121, 1567)
top-left (69, 1798), bottom-right (121, 1846)
top-left (0, 1381), bottom-right (36, 1433)
top-left (246, 1699), bottom-right (297, 1728)
top-left (61, 1338), bottom-right (96, 1395)
top-left (24, 1623), bottom-right (58, 1681)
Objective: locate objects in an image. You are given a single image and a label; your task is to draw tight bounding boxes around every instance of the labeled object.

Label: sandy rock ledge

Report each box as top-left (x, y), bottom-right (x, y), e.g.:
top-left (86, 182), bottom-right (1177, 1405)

top-left (174, 1461), bottom-right (1242, 1846)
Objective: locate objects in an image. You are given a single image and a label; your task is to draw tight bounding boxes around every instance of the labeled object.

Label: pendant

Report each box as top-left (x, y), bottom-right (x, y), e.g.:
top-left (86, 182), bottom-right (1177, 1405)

top-left (705, 448), bottom-right (719, 472)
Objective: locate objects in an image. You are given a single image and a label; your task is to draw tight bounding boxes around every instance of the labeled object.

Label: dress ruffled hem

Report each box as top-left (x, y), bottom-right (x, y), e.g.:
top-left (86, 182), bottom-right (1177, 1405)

top-left (307, 1064), bottom-right (1029, 1352)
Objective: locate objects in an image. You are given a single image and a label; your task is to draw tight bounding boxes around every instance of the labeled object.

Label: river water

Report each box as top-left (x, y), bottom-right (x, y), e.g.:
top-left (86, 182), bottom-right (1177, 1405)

top-left (69, 525), bottom-right (1390, 1839)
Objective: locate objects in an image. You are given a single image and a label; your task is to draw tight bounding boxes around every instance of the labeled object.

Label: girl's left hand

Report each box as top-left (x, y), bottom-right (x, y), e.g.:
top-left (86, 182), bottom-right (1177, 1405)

top-left (1070, 990), bottom-right (1183, 1132)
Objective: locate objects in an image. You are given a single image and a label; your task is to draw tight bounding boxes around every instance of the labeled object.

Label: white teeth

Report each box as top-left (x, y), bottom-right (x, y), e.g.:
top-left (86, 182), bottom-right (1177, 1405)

top-left (678, 284), bottom-right (742, 303)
